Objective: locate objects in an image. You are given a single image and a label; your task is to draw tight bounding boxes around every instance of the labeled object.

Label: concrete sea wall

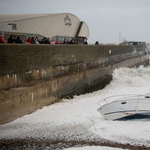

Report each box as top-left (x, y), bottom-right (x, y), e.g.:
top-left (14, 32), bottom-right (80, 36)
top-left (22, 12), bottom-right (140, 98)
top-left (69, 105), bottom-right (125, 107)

top-left (0, 43), bottom-right (146, 90)
top-left (0, 43), bottom-right (149, 124)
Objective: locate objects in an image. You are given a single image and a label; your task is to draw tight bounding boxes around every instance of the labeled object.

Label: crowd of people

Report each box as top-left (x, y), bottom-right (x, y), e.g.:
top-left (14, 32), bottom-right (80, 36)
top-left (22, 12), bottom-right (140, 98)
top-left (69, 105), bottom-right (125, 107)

top-left (0, 35), bottom-right (102, 45)
top-left (0, 35), bottom-right (23, 44)
top-left (0, 35), bottom-right (83, 45)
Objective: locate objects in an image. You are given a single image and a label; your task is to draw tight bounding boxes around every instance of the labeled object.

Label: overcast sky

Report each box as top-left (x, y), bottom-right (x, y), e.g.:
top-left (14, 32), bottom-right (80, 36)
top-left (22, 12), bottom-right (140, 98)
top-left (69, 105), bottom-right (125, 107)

top-left (0, 0), bottom-right (150, 44)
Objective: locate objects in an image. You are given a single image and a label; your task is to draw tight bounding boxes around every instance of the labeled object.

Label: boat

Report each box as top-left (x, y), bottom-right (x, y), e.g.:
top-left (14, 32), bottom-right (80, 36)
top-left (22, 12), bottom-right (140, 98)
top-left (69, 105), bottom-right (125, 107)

top-left (97, 93), bottom-right (150, 120)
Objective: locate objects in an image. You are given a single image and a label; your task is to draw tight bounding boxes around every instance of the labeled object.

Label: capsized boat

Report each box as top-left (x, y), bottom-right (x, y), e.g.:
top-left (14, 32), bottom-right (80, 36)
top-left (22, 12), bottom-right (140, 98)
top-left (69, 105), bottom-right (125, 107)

top-left (97, 94), bottom-right (150, 120)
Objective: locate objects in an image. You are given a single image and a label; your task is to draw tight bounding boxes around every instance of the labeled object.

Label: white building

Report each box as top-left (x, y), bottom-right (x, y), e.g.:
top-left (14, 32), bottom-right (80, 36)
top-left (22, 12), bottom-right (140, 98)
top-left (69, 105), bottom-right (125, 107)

top-left (0, 13), bottom-right (89, 43)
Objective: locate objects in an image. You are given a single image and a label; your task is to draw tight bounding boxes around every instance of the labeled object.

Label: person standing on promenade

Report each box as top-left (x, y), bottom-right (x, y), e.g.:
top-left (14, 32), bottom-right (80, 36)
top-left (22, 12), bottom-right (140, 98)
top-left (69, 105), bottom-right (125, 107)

top-left (67, 39), bottom-right (69, 44)
top-left (95, 41), bottom-right (99, 45)
top-left (84, 39), bottom-right (88, 45)
top-left (35, 36), bottom-right (39, 42)
top-left (69, 39), bottom-right (74, 44)
top-left (35, 38), bottom-right (39, 44)
top-left (26, 37), bottom-right (32, 44)
top-left (7, 35), bottom-right (15, 43)
top-left (50, 40), bottom-right (55, 44)
top-left (40, 38), bottom-right (45, 44)
top-left (63, 39), bottom-right (67, 44)
top-left (55, 40), bottom-right (60, 44)
top-left (15, 36), bottom-right (23, 43)
top-left (45, 38), bottom-right (50, 44)
top-left (31, 37), bottom-right (36, 44)
top-left (0, 35), bottom-right (6, 43)
top-left (14, 36), bottom-right (17, 43)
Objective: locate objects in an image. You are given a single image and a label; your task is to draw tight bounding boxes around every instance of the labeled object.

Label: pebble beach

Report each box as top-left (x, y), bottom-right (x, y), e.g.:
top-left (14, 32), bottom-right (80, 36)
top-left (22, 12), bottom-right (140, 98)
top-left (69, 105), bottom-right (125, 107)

top-left (0, 138), bottom-right (150, 150)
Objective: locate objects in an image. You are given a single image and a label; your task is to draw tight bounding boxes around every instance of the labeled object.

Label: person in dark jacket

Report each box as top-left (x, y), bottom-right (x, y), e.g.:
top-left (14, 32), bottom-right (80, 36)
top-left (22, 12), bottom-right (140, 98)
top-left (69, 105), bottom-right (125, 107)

top-left (40, 38), bottom-right (45, 44)
top-left (14, 36), bottom-right (17, 43)
top-left (31, 37), bottom-right (36, 44)
top-left (84, 39), bottom-right (88, 45)
top-left (7, 35), bottom-right (15, 43)
top-left (45, 38), bottom-right (50, 44)
top-left (15, 36), bottom-right (23, 43)
top-left (67, 39), bottom-right (69, 44)
top-left (95, 41), bottom-right (99, 45)
top-left (63, 39), bottom-right (67, 44)
top-left (69, 39), bottom-right (74, 44)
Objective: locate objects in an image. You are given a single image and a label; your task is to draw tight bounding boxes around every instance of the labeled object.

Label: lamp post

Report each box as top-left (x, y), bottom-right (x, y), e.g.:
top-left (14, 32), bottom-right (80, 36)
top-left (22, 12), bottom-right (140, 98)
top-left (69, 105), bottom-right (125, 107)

top-left (119, 32), bottom-right (121, 44)
top-left (1, 21), bottom-right (13, 39)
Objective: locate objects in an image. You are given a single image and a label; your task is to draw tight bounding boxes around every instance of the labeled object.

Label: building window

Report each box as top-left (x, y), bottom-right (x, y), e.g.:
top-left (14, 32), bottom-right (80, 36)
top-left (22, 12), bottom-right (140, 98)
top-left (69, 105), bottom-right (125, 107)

top-left (51, 36), bottom-right (57, 42)
top-left (51, 36), bottom-right (72, 42)
top-left (12, 24), bottom-right (17, 30)
top-left (26, 34), bottom-right (44, 40)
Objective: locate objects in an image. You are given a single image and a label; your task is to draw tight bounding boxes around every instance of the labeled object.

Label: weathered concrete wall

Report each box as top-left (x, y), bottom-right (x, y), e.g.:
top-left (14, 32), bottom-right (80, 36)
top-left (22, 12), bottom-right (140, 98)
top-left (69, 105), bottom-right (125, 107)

top-left (0, 52), bottom-right (149, 124)
top-left (0, 43), bottom-right (146, 91)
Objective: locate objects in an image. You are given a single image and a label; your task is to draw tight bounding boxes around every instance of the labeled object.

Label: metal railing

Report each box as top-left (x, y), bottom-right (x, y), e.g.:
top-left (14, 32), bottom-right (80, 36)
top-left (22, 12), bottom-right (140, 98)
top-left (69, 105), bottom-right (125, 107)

top-left (97, 94), bottom-right (144, 107)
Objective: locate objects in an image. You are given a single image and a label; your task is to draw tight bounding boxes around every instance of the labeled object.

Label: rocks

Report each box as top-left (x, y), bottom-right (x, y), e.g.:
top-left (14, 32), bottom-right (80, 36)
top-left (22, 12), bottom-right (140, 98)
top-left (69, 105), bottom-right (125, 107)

top-left (0, 137), bottom-right (149, 150)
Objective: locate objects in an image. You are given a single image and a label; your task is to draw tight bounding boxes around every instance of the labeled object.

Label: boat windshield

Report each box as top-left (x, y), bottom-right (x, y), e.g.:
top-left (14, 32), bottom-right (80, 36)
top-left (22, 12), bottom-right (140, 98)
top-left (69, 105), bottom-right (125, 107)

top-left (145, 93), bottom-right (150, 98)
top-left (97, 94), bottom-right (144, 107)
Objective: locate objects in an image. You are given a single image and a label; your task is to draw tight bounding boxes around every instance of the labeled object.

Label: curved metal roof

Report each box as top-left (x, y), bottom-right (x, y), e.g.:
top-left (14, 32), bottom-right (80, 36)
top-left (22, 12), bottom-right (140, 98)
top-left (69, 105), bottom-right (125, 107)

top-left (0, 13), bottom-right (59, 22)
top-left (0, 13), bottom-right (89, 39)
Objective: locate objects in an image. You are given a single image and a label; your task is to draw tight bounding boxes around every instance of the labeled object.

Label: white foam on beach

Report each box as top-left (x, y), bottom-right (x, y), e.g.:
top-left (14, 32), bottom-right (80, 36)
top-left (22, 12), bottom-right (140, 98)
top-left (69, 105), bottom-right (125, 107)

top-left (0, 66), bottom-right (150, 148)
top-left (65, 146), bottom-right (129, 150)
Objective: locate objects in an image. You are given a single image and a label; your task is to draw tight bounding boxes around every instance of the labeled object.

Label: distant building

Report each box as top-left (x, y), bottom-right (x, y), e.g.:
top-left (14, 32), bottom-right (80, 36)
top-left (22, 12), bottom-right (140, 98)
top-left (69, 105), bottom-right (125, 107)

top-left (0, 13), bottom-right (89, 43)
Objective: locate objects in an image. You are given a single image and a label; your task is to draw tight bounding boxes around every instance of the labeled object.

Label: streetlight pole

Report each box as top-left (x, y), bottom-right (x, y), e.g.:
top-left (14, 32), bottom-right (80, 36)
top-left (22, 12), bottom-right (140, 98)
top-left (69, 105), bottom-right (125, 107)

top-left (119, 32), bottom-right (121, 44)
top-left (1, 21), bottom-right (13, 40)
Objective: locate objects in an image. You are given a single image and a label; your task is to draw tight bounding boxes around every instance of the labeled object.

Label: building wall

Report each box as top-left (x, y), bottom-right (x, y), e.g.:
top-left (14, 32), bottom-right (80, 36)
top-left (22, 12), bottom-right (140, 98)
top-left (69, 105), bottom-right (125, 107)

top-left (78, 22), bottom-right (89, 38)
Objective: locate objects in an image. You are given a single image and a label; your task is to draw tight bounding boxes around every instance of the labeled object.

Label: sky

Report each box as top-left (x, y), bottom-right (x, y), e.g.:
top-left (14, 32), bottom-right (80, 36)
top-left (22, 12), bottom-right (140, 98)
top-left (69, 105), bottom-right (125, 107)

top-left (0, 0), bottom-right (150, 44)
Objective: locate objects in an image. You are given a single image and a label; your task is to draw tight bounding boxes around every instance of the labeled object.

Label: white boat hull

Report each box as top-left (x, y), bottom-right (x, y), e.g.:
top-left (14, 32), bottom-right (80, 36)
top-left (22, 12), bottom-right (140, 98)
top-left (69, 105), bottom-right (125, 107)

top-left (97, 95), bottom-right (150, 120)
